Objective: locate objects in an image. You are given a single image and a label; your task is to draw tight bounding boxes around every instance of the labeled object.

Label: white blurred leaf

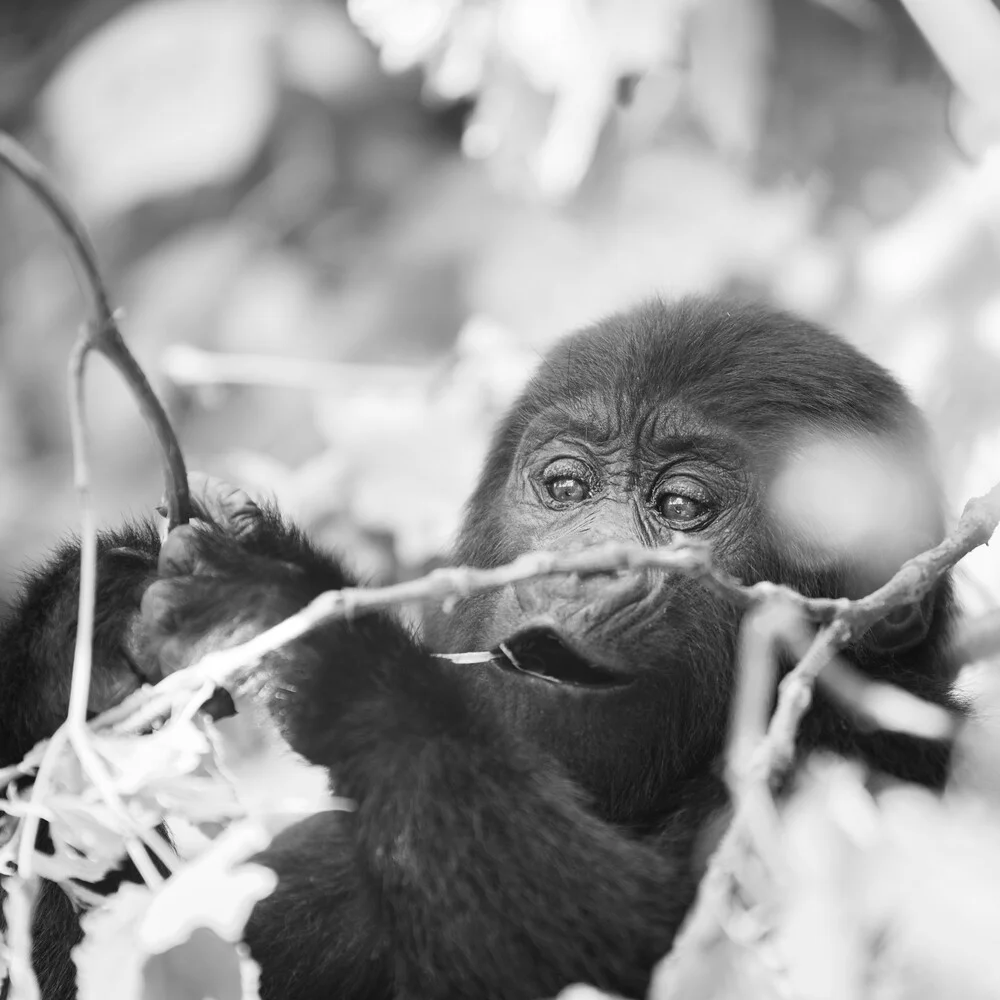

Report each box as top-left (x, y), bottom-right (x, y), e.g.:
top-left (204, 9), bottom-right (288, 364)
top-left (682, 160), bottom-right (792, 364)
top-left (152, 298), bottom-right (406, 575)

top-left (280, 1), bottom-right (378, 103)
top-left (143, 930), bottom-right (263, 1000)
top-left (138, 822), bottom-right (278, 953)
top-left (350, 0), bottom-right (694, 199)
top-left (428, 7), bottom-right (495, 99)
top-left (93, 720), bottom-right (211, 797)
top-left (204, 707), bottom-right (341, 834)
top-left (778, 761), bottom-right (878, 1000)
top-left (859, 162), bottom-right (1000, 302)
top-left (73, 884), bottom-right (150, 1000)
top-left (140, 822), bottom-right (276, 951)
top-left (74, 875), bottom-right (267, 1000)
top-left (348, 0), bottom-right (462, 73)
top-left (687, 0), bottom-right (771, 160)
top-left (42, 0), bottom-right (279, 219)
top-left (873, 789), bottom-right (1000, 999)
top-left (42, 796), bottom-right (134, 883)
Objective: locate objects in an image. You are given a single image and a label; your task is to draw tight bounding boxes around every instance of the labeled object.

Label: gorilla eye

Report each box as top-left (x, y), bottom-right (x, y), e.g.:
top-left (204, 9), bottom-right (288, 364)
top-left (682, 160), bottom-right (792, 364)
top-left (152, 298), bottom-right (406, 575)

top-left (659, 494), bottom-right (705, 522)
top-left (654, 479), bottom-right (716, 529)
top-left (547, 477), bottom-right (590, 503)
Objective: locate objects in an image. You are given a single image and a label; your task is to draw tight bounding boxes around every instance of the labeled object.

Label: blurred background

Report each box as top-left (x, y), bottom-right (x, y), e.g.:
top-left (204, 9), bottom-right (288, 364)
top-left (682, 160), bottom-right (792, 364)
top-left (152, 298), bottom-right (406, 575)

top-left (0, 0), bottom-right (998, 609)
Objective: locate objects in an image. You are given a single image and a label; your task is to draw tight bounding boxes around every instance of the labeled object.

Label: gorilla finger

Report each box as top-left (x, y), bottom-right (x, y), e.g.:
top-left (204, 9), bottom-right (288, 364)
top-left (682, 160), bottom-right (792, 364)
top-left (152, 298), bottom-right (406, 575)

top-left (188, 472), bottom-right (262, 536)
top-left (141, 579), bottom-right (179, 633)
top-left (158, 525), bottom-right (203, 576)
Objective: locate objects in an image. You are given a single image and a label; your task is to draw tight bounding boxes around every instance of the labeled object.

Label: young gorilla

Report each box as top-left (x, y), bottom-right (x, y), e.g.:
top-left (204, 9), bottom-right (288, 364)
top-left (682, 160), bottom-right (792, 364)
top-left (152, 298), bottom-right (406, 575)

top-left (1, 299), bottom-right (958, 1000)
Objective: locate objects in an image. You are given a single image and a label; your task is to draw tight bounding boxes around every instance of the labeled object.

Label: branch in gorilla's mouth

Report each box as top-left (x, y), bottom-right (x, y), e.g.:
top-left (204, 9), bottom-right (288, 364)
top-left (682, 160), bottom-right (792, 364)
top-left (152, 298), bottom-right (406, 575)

top-left (494, 627), bottom-right (630, 688)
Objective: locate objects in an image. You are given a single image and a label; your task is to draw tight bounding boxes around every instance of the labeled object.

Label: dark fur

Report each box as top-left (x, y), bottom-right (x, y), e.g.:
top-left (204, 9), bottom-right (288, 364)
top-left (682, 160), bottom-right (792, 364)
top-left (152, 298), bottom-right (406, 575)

top-left (0, 299), bottom-right (959, 999)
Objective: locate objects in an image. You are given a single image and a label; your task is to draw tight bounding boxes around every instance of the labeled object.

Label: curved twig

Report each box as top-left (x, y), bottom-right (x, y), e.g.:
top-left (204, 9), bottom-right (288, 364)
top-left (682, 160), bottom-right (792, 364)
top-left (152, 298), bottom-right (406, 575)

top-left (0, 132), bottom-right (190, 528)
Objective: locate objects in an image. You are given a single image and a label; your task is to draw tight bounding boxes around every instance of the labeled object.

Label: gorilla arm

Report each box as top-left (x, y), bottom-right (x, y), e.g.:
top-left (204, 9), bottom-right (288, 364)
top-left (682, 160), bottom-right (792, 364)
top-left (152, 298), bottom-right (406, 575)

top-left (141, 503), bottom-right (695, 1000)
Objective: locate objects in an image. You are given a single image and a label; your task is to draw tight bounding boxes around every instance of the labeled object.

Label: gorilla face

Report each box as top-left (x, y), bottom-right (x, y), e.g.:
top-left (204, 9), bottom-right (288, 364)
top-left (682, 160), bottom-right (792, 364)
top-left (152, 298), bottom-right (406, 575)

top-left (427, 299), bottom-right (946, 820)
top-left (432, 393), bottom-right (761, 819)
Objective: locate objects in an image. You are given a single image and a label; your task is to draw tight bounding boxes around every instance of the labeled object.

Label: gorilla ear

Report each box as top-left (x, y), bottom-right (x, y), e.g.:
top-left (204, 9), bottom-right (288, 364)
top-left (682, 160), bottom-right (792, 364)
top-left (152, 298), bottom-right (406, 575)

top-left (864, 592), bottom-right (936, 653)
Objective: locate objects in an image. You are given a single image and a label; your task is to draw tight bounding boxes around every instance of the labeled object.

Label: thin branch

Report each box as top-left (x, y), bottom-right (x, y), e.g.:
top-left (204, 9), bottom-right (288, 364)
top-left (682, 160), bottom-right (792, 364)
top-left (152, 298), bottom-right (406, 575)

top-left (818, 657), bottom-right (959, 740)
top-left (95, 481), bottom-right (1000, 740)
top-left (0, 132), bottom-right (190, 529)
top-left (14, 730), bottom-right (67, 881)
top-left (65, 338), bottom-right (96, 730)
top-left (86, 541), bottom-right (817, 735)
top-left (162, 343), bottom-right (436, 393)
top-left (2, 877), bottom-right (40, 1000)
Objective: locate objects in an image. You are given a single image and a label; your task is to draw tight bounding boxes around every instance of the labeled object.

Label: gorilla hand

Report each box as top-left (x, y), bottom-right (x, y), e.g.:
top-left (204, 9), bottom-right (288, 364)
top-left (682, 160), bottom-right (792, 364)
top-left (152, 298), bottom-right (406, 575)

top-left (0, 522), bottom-right (161, 762)
top-left (139, 474), bottom-right (435, 774)
top-left (140, 475), bottom-right (316, 675)
top-left (138, 475), bottom-right (362, 737)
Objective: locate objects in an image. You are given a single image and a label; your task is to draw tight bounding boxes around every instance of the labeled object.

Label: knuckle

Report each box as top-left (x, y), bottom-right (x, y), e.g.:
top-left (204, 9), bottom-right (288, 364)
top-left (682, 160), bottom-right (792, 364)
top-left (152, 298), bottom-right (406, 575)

top-left (141, 580), bottom-right (180, 628)
top-left (159, 525), bottom-right (200, 575)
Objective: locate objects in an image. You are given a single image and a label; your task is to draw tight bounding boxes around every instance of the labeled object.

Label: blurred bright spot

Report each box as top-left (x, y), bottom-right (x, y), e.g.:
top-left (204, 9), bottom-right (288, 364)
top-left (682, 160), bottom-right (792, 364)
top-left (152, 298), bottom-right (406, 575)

top-left (348, 0), bottom-right (461, 74)
top-left (279, 1), bottom-right (379, 103)
top-left (769, 433), bottom-right (936, 579)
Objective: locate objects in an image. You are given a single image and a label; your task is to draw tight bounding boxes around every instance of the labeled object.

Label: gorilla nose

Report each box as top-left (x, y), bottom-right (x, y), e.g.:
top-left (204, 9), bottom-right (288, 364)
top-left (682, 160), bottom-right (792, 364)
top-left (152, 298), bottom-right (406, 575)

top-left (513, 568), bottom-right (653, 625)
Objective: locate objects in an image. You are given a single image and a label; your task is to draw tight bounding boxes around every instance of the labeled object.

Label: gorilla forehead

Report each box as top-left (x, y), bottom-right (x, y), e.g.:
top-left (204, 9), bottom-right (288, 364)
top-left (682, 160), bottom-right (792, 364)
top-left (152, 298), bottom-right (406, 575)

top-left (522, 297), bottom-right (924, 442)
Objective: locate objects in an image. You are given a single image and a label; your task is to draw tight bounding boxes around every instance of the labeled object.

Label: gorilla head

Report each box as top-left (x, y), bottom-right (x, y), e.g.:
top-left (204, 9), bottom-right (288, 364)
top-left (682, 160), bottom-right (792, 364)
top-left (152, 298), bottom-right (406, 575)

top-left (427, 298), bottom-right (952, 821)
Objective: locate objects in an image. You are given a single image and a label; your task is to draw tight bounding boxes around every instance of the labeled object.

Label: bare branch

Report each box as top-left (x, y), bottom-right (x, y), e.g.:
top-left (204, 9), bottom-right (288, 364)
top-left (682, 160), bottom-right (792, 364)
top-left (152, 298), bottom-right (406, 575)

top-left (818, 658), bottom-right (958, 741)
top-left (2, 876), bottom-right (40, 1000)
top-left (0, 131), bottom-right (190, 529)
top-left (162, 343), bottom-right (436, 393)
top-left (98, 481), bottom-right (1000, 741)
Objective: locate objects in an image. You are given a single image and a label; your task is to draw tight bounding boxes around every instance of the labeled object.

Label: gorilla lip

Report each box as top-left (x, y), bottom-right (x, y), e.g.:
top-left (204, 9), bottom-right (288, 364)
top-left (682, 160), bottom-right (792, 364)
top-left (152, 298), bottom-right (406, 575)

top-left (494, 627), bottom-right (631, 689)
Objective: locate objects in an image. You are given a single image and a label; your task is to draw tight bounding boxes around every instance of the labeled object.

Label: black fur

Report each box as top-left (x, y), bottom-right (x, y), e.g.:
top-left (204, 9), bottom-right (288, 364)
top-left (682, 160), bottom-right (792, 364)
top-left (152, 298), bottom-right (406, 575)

top-left (0, 298), bottom-right (960, 999)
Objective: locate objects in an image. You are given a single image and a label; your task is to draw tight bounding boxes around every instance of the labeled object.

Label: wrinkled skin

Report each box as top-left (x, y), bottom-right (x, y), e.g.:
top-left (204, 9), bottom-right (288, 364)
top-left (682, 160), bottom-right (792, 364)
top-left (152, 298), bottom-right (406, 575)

top-left (0, 299), bottom-right (960, 1000)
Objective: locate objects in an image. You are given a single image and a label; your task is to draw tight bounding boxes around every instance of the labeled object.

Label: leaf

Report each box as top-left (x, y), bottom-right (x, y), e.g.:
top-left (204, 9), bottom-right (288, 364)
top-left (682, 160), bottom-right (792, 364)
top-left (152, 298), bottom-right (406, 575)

top-left (686, 0), bottom-right (771, 160)
top-left (203, 708), bottom-right (343, 836)
top-left (74, 886), bottom-right (264, 1000)
top-left (138, 822), bottom-right (277, 952)
top-left (778, 760), bottom-right (878, 1000)
top-left (279, 1), bottom-right (379, 103)
top-left (93, 720), bottom-right (212, 797)
top-left (42, 796), bottom-right (133, 883)
top-left (143, 930), bottom-right (261, 1000)
top-left (93, 718), bottom-right (244, 825)
top-left (41, 0), bottom-right (278, 219)
top-left (73, 884), bottom-right (150, 1000)
top-left (348, 0), bottom-right (461, 73)
top-left (872, 788), bottom-right (1000, 999)
top-left (74, 825), bottom-right (273, 1000)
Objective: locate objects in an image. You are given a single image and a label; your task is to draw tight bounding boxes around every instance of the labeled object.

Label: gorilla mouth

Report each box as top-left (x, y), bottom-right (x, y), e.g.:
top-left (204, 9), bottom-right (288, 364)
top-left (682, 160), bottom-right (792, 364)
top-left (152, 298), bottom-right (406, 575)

top-left (494, 627), bottom-right (629, 689)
